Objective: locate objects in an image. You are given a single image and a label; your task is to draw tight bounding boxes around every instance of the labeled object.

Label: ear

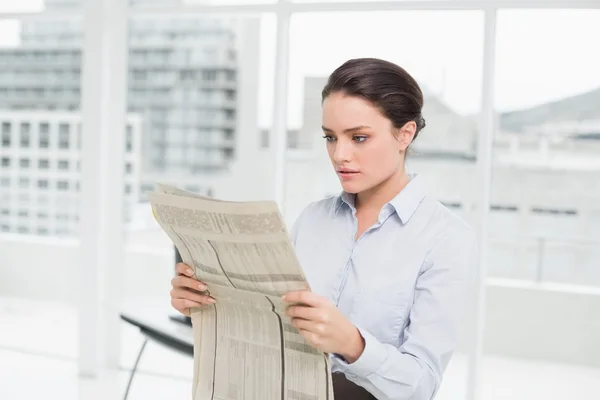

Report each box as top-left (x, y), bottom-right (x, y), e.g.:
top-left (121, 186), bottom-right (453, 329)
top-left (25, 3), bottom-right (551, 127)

top-left (397, 121), bottom-right (417, 150)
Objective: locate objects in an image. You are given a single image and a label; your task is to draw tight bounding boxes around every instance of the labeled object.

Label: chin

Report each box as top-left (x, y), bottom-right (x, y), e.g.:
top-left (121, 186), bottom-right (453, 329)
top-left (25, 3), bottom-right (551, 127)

top-left (339, 181), bottom-right (364, 194)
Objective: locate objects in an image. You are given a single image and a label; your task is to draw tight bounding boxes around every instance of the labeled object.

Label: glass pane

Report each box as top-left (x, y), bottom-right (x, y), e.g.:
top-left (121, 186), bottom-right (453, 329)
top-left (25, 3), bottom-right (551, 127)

top-left (117, 11), bottom-right (276, 384)
top-left (0, 0), bottom-right (46, 13)
top-left (130, 0), bottom-right (276, 6)
top-left (493, 9), bottom-right (600, 286)
top-left (487, 8), bottom-right (600, 400)
top-left (286, 10), bottom-right (484, 222)
top-left (286, 10), bottom-right (483, 398)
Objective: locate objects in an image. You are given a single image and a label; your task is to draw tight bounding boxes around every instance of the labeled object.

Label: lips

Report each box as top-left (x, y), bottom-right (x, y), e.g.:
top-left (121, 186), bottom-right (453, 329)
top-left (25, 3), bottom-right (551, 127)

top-left (336, 168), bottom-right (360, 179)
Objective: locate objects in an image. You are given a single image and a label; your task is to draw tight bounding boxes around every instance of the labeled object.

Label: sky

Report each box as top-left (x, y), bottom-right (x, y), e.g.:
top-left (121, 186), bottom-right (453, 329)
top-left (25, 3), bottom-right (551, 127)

top-left (1, 2), bottom-right (599, 128)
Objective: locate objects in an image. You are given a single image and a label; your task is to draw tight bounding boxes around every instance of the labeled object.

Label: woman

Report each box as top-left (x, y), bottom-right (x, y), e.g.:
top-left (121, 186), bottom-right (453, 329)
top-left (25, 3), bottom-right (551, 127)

top-left (170, 58), bottom-right (476, 400)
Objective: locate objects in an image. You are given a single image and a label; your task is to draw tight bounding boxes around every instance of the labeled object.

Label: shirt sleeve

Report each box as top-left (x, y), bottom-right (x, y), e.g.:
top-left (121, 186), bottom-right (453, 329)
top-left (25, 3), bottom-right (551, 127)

top-left (335, 222), bottom-right (477, 400)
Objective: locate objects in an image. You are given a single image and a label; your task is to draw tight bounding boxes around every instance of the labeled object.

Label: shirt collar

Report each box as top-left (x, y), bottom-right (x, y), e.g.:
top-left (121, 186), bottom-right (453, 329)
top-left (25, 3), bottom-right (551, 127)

top-left (334, 174), bottom-right (427, 224)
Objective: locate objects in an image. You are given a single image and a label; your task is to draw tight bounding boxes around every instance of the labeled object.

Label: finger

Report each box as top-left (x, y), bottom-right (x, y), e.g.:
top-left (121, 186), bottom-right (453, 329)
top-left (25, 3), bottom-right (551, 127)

top-left (297, 328), bottom-right (322, 348)
top-left (282, 290), bottom-right (325, 307)
top-left (286, 305), bottom-right (325, 322)
top-left (292, 317), bottom-right (326, 335)
top-left (171, 275), bottom-right (207, 291)
top-left (170, 288), bottom-right (215, 304)
top-left (171, 298), bottom-right (213, 315)
top-left (175, 262), bottom-right (195, 277)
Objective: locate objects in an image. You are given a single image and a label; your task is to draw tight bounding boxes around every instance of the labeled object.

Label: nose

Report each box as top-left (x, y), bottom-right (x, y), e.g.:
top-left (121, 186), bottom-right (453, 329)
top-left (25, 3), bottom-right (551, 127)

top-left (332, 138), bottom-right (352, 164)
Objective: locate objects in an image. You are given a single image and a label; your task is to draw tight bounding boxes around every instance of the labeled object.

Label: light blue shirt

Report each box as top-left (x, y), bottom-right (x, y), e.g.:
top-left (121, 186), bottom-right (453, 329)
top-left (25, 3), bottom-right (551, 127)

top-left (290, 174), bottom-right (477, 400)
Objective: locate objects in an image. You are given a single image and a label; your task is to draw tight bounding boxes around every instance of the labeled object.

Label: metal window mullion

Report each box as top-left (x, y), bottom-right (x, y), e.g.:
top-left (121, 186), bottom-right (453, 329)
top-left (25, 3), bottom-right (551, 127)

top-left (466, 6), bottom-right (497, 400)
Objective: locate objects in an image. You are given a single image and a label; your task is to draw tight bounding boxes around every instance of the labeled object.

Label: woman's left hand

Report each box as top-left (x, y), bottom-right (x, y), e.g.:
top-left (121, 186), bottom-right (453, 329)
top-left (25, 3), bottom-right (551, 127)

top-left (282, 290), bottom-right (365, 363)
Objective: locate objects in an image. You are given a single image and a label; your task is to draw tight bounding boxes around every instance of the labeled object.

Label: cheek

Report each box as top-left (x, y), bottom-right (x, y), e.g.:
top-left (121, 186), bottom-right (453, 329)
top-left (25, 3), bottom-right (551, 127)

top-left (363, 143), bottom-right (401, 172)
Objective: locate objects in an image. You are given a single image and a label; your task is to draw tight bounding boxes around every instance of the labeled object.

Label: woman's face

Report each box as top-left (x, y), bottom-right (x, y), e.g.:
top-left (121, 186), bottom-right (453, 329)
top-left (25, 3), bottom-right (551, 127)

top-left (321, 92), bottom-right (412, 195)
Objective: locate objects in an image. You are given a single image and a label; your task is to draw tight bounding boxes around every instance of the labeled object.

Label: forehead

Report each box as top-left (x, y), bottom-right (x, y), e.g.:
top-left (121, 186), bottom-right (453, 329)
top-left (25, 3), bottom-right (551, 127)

top-left (322, 93), bottom-right (389, 129)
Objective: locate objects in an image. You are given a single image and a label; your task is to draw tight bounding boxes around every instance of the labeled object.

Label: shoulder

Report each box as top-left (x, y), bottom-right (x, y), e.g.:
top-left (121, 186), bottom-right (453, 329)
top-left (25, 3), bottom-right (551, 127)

top-left (417, 196), bottom-right (477, 273)
top-left (419, 195), bottom-right (475, 240)
top-left (289, 195), bottom-right (340, 244)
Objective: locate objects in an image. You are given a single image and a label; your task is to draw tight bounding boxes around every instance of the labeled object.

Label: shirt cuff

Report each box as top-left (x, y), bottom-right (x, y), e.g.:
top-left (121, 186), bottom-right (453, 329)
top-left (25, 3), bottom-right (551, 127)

top-left (337, 327), bottom-right (388, 377)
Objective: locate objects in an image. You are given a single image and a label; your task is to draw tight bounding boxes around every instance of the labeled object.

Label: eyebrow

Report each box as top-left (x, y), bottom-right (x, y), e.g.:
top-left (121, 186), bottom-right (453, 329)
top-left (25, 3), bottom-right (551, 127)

top-left (321, 125), bottom-right (371, 133)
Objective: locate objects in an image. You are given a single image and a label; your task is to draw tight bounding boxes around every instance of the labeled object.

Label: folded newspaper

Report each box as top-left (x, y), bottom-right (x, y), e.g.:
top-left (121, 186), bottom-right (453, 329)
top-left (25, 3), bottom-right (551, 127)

top-left (148, 183), bottom-right (334, 400)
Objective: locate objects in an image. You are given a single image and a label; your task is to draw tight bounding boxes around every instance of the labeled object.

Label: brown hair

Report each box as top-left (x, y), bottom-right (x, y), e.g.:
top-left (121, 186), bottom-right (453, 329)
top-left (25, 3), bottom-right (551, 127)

top-left (322, 58), bottom-right (426, 143)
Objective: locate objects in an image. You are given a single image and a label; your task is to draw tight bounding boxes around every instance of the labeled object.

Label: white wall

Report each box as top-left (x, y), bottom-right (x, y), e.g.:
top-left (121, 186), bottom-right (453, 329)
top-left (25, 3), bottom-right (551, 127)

top-left (0, 233), bottom-right (174, 303)
top-left (2, 235), bottom-right (599, 368)
top-left (458, 278), bottom-right (600, 368)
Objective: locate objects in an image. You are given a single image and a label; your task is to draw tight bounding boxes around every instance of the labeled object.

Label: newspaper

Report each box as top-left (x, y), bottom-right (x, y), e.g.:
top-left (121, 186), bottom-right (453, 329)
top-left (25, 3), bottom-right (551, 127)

top-left (149, 184), bottom-right (334, 400)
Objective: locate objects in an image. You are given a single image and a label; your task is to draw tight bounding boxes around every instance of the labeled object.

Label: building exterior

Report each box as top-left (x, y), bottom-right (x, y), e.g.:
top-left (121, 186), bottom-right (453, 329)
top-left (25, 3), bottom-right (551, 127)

top-left (0, 0), bottom-right (257, 184)
top-left (0, 110), bottom-right (141, 237)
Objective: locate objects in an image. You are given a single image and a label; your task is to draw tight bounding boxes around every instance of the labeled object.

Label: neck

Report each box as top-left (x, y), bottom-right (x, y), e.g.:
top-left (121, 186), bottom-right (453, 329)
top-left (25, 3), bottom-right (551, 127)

top-left (355, 168), bottom-right (410, 212)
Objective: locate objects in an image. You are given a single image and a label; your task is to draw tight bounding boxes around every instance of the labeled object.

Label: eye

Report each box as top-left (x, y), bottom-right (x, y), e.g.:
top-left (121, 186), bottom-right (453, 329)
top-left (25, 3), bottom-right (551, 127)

top-left (353, 135), bottom-right (368, 143)
top-left (322, 134), bottom-right (335, 142)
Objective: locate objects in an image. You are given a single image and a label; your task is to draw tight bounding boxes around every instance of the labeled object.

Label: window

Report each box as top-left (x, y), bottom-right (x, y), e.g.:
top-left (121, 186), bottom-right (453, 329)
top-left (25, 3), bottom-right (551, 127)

top-left (37, 212), bottom-right (48, 219)
top-left (56, 213), bottom-right (69, 221)
top-left (0, 177), bottom-right (9, 187)
top-left (58, 160), bottom-right (69, 170)
top-left (126, 125), bottom-right (133, 152)
top-left (125, 184), bottom-right (132, 194)
top-left (37, 227), bottom-right (49, 235)
top-left (1, 225), bottom-right (10, 232)
top-left (202, 70), bottom-right (217, 81)
top-left (20, 123), bottom-right (30, 147)
top-left (491, 205), bottom-right (519, 212)
top-left (57, 180), bottom-right (69, 190)
top-left (19, 158), bottom-right (30, 169)
top-left (17, 226), bottom-right (28, 234)
top-left (1, 127), bottom-right (10, 147)
top-left (125, 163), bottom-right (132, 174)
top-left (38, 159), bottom-right (49, 169)
top-left (1, 122), bottom-right (10, 135)
top-left (59, 123), bottom-right (70, 148)
top-left (37, 179), bottom-right (49, 189)
top-left (1, 209), bottom-right (9, 216)
top-left (39, 123), bottom-right (50, 148)
top-left (19, 177), bottom-right (29, 188)
top-left (18, 210), bottom-right (28, 218)
top-left (1, 157), bottom-right (9, 167)
top-left (531, 207), bottom-right (578, 216)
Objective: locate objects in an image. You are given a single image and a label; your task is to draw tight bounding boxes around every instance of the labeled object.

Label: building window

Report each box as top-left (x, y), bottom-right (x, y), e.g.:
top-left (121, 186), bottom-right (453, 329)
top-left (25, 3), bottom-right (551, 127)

top-left (202, 70), bottom-right (217, 81)
top-left (20, 123), bottom-right (30, 147)
top-left (19, 158), bottom-right (30, 169)
top-left (56, 213), bottom-right (69, 221)
top-left (19, 177), bottom-right (29, 188)
top-left (1, 157), bottom-right (9, 167)
top-left (126, 125), bottom-right (133, 152)
top-left (1, 209), bottom-right (9, 216)
top-left (0, 177), bottom-right (9, 187)
top-left (57, 180), bottom-right (69, 190)
top-left (1, 121), bottom-right (10, 135)
top-left (1, 128), bottom-right (10, 147)
top-left (37, 227), bottom-right (49, 235)
top-left (491, 204), bottom-right (519, 212)
top-left (39, 123), bottom-right (50, 148)
top-left (37, 179), bottom-right (49, 189)
top-left (125, 184), bottom-right (132, 194)
top-left (38, 159), bottom-right (49, 169)
top-left (37, 212), bottom-right (48, 219)
top-left (125, 162), bottom-right (132, 174)
top-left (1, 225), bottom-right (10, 232)
top-left (531, 207), bottom-right (578, 216)
top-left (17, 226), bottom-right (28, 234)
top-left (18, 210), bottom-right (28, 218)
top-left (442, 202), bottom-right (463, 210)
top-left (59, 123), bottom-right (70, 148)
top-left (58, 160), bottom-right (69, 170)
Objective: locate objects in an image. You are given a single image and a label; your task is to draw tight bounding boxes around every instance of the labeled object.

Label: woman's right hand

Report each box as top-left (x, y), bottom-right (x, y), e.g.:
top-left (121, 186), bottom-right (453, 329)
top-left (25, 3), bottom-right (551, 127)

top-left (170, 262), bottom-right (216, 316)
